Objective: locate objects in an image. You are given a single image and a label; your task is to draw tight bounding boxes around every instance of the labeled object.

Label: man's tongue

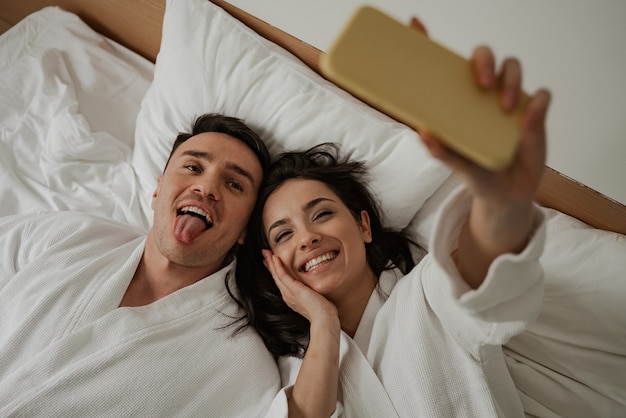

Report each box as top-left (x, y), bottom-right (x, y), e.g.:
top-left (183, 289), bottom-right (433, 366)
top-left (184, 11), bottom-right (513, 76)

top-left (173, 214), bottom-right (206, 244)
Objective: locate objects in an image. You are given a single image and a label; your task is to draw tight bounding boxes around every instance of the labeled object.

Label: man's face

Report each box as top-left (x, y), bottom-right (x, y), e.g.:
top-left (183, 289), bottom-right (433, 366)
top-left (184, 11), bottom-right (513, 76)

top-left (149, 132), bottom-right (263, 273)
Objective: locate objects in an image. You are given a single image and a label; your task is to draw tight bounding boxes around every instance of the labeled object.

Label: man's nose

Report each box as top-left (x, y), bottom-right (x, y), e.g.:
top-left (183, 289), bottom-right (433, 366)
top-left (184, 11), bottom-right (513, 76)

top-left (192, 174), bottom-right (221, 201)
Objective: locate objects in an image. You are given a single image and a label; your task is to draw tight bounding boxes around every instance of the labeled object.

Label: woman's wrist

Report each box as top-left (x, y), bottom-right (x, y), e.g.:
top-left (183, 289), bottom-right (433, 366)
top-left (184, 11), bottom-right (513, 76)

top-left (453, 195), bottom-right (536, 289)
top-left (309, 314), bottom-right (341, 341)
top-left (469, 197), bottom-right (534, 257)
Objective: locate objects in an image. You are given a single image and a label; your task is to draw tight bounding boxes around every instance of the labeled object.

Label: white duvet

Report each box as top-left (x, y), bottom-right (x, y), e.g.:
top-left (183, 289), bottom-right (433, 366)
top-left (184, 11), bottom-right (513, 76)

top-left (0, 5), bottom-right (624, 417)
top-left (0, 7), bottom-right (152, 230)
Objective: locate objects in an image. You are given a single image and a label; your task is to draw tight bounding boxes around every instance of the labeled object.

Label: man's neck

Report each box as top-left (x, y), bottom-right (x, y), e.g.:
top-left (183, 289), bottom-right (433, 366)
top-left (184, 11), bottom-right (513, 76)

top-left (119, 237), bottom-right (223, 307)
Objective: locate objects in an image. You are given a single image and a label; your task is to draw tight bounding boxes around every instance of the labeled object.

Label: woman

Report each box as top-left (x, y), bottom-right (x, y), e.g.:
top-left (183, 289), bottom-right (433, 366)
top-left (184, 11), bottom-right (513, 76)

top-left (234, 39), bottom-right (551, 418)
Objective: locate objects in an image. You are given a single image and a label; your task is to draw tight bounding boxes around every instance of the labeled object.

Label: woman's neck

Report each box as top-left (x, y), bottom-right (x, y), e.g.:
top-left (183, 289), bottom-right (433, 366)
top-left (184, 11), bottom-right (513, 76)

top-left (333, 271), bottom-right (377, 338)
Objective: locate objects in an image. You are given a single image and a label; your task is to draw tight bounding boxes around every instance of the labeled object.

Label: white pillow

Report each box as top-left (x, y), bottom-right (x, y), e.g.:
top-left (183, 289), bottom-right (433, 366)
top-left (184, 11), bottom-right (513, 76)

top-left (133, 0), bottom-right (451, 230)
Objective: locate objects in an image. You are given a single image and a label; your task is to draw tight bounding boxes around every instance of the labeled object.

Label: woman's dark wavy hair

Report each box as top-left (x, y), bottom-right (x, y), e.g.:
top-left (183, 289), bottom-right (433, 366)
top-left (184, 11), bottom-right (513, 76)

top-left (231, 143), bottom-right (417, 359)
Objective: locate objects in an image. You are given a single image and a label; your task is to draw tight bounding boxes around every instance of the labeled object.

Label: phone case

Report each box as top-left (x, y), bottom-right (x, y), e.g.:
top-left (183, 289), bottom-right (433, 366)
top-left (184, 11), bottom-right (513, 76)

top-left (320, 6), bottom-right (528, 171)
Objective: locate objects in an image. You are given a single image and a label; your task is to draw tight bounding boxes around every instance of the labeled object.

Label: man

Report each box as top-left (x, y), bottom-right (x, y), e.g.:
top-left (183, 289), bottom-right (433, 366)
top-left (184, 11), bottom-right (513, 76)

top-left (0, 114), bottom-right (280, 417)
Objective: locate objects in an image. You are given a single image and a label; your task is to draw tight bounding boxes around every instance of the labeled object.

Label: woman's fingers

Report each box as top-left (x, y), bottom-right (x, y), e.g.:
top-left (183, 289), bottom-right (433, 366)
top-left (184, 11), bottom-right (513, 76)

top-left (409, 16), bottom-right (428, 35)
top-left (263, 251), bottom-right (288, 286)
top-left (472, 47), bottom-right (523, 111)
top-left (420, 130), bottom-right (478, 178)
top-left (263, 251), bottom-right (298, 307)
top-left (522, 88), bottom-right (551, 137)
top-left (262, 250), bottom-right (287, 291)
top-left (262, 250), bottom-right (337, 320)
top-left (499, 57), bottom-right (522, 110)
top-left (516, 88), bottom-right (551, 180)
top-left (471, 46), bottom-right (496, 88)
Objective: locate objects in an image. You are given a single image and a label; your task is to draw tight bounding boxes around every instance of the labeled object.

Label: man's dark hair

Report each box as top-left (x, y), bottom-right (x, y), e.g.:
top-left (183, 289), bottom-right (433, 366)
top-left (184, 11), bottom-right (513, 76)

top-left (164, 113), bottom-right (271, 175)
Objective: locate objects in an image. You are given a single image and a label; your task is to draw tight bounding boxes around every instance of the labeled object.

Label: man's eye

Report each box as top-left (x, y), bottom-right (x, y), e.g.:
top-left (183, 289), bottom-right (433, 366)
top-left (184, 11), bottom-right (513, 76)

top-left (227, 180), bottom-right (243, 192)
top-left (185, 164), bottom-right (201, 173)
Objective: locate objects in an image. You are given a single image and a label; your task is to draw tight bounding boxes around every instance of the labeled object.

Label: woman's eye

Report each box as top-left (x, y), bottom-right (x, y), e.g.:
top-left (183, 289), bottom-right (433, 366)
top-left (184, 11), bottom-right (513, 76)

top-left (313, 209), bottom-right (332, 221)
top-left (274, 230), bottom-right (291, 244)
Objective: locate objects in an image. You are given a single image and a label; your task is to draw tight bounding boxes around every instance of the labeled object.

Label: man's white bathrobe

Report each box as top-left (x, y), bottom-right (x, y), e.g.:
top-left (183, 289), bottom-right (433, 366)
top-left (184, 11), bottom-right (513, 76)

top-left (267, 188), bottom-right (547, 417)
top-left (0, 212), bottom-right (280, 417)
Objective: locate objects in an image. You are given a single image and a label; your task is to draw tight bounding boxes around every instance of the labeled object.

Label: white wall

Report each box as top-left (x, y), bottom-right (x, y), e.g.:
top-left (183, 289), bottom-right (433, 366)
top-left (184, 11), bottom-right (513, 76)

top-left (228, 0), bottom-right (626, 205)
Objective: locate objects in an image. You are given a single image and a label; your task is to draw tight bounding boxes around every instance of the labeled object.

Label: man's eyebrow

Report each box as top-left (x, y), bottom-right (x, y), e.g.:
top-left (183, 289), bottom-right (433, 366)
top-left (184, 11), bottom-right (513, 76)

top-left (181, 150), bottom-right (256, 185)
top-left (267, 197), bottom-right (334, 236)
top-left (182, 150), bottom-right (211, 159)
top-left (226, 162), bottom-right (256, 185)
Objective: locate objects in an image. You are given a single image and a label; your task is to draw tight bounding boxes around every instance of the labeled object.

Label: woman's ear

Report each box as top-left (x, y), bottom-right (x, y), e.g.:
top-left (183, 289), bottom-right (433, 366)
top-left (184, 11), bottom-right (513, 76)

top-left (359, 210), bottom-right (373, 243)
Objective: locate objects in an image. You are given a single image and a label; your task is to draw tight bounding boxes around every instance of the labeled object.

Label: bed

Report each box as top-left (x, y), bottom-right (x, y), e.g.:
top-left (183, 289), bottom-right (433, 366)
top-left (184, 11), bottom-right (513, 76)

top-left (0, 0), bottom-right (624, 416)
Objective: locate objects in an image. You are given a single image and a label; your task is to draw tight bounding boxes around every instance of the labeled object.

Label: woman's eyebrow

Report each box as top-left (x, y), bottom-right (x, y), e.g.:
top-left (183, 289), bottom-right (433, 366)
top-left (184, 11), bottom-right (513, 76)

top-left (267, 219), bottom-right (287, 236)
top-left (303, 197), bottom-right (334, 212)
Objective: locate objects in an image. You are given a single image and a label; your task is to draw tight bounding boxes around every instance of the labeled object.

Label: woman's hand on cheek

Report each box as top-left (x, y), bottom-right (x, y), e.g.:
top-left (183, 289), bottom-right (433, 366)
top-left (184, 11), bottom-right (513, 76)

top-left (262, 250), bottom-right (339, 323)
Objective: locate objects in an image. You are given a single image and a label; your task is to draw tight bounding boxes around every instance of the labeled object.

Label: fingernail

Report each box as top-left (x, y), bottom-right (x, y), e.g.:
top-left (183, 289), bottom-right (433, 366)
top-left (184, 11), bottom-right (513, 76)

top-left (480, 72), bottom-right (493, 87)
top-left (504, 91), bottom-right (518, 110)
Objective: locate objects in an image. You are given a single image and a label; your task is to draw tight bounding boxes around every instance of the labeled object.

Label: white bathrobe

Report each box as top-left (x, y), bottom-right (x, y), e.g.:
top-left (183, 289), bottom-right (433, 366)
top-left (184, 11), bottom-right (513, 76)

top-left (267, 187), bottom-right (546, 417)
top-left (0, 212), bottom-right (280, 417)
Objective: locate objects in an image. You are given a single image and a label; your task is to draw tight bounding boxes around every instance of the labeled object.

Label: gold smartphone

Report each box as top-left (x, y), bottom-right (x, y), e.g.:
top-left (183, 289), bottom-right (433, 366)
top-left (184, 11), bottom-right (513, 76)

top-left (320, 6), bottom-right (528, 171)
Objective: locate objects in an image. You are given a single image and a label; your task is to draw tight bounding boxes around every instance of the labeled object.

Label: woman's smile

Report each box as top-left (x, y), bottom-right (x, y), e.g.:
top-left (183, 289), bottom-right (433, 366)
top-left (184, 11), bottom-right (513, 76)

top-left (302, 250), bottom-right (339, 273)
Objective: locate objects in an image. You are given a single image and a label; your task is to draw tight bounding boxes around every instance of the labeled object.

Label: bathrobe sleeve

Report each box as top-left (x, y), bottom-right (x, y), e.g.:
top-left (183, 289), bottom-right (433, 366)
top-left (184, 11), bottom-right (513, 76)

top-left (1, 213), bottom-right (97, 282)
top-left (0, 213), bottom-right (139, 284)
top-left (423, 185), bottom-right (547, 348)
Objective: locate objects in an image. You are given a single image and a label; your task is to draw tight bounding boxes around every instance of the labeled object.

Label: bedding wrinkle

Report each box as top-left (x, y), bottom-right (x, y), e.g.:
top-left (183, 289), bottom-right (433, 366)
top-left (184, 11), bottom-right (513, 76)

top-left (503, 208), bottom-right (626, 416)
top-left (505, 348), bottom-right (625, 417)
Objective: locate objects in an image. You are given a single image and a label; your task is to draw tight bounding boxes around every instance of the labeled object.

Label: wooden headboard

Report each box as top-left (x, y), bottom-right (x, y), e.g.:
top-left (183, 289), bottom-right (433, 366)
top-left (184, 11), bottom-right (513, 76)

top-left (1, 0), bottom-right (624, 235)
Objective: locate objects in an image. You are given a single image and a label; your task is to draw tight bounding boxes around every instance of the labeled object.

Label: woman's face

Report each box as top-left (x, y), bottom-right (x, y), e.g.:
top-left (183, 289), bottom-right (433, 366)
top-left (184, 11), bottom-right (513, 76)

top-left (262, 179), bottom-right (375, 301)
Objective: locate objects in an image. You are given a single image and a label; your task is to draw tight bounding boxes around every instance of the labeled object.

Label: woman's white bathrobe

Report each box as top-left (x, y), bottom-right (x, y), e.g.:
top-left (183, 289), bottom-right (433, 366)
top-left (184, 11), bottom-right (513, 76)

top-left (0, 212), bottom-right (280, 417)
top-left (267, 188), bottom-right (547, 417)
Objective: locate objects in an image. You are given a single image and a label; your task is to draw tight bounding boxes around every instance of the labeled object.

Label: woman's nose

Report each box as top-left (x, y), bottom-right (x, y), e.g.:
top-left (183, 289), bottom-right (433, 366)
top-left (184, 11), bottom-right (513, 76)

top-left (299, 231), bottom-right (321, 249)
